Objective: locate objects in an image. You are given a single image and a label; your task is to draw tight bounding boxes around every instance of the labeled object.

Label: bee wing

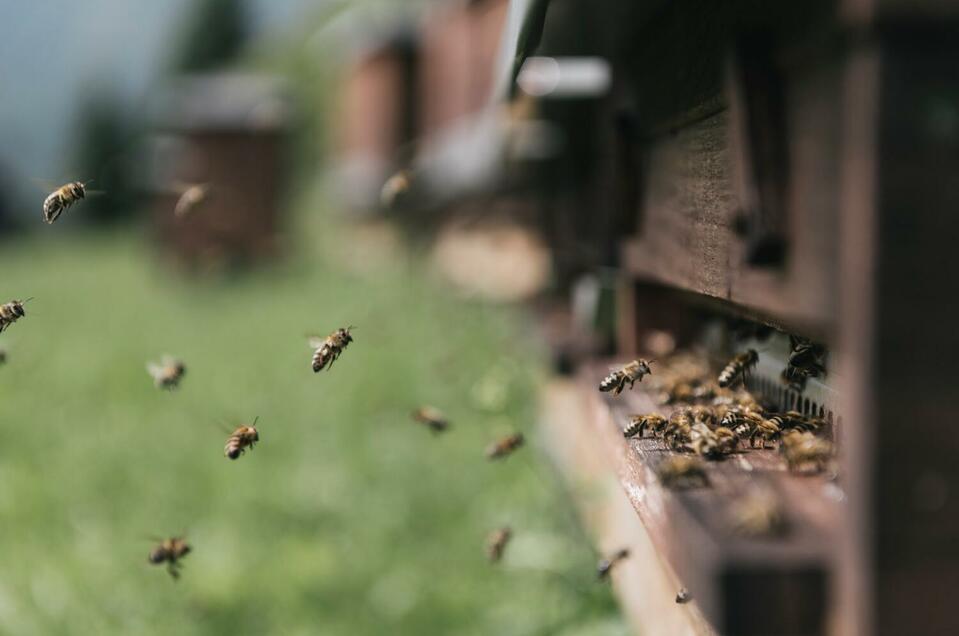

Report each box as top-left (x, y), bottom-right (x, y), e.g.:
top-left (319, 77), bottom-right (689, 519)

top-left (31, 178), bottom-right (62, 193)
top-left (214, 420), bottom-right (236, 434)
top-left (146, 362), bottom-right (162, 376)
top-left (306, 335), bottom-right (326, 349)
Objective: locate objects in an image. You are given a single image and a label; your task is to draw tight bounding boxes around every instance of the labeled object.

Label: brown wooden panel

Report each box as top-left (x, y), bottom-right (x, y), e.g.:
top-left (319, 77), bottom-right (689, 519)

top-left (622, 105), bottom-right (838, 338)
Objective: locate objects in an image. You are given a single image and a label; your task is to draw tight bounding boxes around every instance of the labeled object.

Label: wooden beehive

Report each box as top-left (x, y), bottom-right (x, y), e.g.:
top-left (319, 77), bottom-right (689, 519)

top-left (517, 1), bottom-right (959, 635)
top-left (149, 73), bottom-right (290, 270)
top-left (331, 0), bottom-right (959, 630)
top-left (335, 30), bottom-right (418, 211)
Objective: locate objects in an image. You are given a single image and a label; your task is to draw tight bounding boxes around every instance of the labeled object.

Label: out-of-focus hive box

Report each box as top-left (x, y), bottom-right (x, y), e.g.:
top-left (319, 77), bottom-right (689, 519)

top-left (336, 32), bottom-right (418, 211)
top-left (334, 0), bottom-right (509, 213)
top-left (149, 73), bottom-right (290, 269)
top-left (416, 0), bottom-right (508, 137)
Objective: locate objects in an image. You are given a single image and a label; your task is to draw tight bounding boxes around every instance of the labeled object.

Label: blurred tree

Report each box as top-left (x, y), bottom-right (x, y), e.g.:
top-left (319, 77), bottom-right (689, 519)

top-left (70, 88), bottom-right (139, 225)
top-left (173, 0), bottom-right (249, 72)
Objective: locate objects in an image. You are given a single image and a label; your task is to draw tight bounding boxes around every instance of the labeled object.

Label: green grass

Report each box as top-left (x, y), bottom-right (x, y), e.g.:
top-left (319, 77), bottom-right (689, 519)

top-left (0, 197), bottom-right (625, 635)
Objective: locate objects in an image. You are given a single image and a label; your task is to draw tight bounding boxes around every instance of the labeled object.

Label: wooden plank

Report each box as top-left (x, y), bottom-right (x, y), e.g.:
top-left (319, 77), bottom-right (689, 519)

top-left (539, 379), bottom-right (715, 636)
top-left (837, 25), bottom-right (959, 636)
top-left (580, 360), bottom-right (839, 634)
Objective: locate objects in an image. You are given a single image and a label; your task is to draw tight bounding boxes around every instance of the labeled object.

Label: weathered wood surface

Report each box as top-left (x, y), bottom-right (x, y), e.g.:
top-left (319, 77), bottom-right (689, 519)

top-left (580, 361), bottom-right (841, 634)
top-left (621, 99), bottom-right (841, 339)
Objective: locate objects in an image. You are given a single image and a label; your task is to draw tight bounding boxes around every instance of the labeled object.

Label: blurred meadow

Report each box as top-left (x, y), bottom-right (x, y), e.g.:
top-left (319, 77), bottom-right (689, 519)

top-left (0, 1), bottom-right (630, 634)
top-left (0, 196), bottom-right (623, 635)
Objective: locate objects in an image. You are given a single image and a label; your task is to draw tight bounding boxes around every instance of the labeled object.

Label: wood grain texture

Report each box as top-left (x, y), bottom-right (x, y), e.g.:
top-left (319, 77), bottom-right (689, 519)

top-left (622, 103), bottom-right (840, 339)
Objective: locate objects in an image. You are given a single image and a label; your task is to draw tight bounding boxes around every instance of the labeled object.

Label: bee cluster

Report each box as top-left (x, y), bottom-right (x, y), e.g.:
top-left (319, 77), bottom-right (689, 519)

top-left (604, 348), bottom-right (836, 476)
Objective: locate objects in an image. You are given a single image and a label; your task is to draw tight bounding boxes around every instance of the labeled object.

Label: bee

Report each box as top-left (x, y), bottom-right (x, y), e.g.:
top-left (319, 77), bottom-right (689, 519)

top-left (486, 433), bottom-right (524, 460)
top-left (659, 380), bottom-right (694, 405)
top-left (309, 327), bottom-right (354, 373)
top-left (173, 183), bottom-right (210, 218)
top-left (780, 430), bottom-right (833, 473)
top-left (691, 382), bottom-right (718, 401)
top-left (486, 526), bottom-right (512, 563)
top-left (148, 536), bottom-right (192, 580)
top-left (780, 336), bottom-right (827, 391)
top-left (721, 407), bottom-right (764, 440)
top-left (0, 298), bottom-right (31, 333)
top-left (224, 417), bottom-right (260, 460)
top-left (689, 425), bottom-right (738, 459)
top-left (780, 365), bottom-right (808, 392)
top-left (690, 405), bottom-right (716, 426)
top-left (411, 406), bottom-right (450, 433)
top-left (43, 181), bottom-right (90, 224)
top-left (750, 415), bottom-right (783, 448)
top-left (624, 414), bottom-right (667, 439)
top-left (663, 410), bottom-right (693, 450)
top-left (599, 359), bottom-right (654, 395)
top-left (380, 169), bottom-right (413, 209)
top-left (656, 456), bottom-right (709, 489)
top-left (596, 548), bottom-right (630, 580)
top-left (727, 489), bottom-right (786, 538)
top-left (778, 410), bottom-right (825, 434)
top-left (675, 587), bottom-right (692, 604)
top-left (717, 349), bottom-right (758, 388)
top-left (146, 356), bottom-right (186, 390)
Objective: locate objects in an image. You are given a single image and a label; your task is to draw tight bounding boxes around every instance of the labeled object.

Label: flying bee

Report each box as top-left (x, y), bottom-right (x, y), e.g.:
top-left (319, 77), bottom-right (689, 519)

top-left (486, 526), bottom-right (512, 563)
top-left (486, 433), bottom-right (524, 460)
top-left (43, 181), bottom-right (92, 224)
top-left (411, 406), bottom-right (450, 433)
top-left (0, 298), bottom-right (31, 333)
top-left (675, 587), bottom-right (692, 604)
top-left (599, 359), bottom-right (654, 396)
top-left (309, 327), bottom-right (354, 373)
top-left (780, 430), bottom-right (834, 473)
top-left (173, 183), bottom-right (211, 219)
top-left (380, 169), bottom-right (413, 209)
top-left (146, 356), bottom-right (186, 390)
top-left (148, 536), bottom-right (192, 580)
top-left (727, 489), bottom-right (787, 538)
top-left (596, 548), bottom-right (630, 581)
top-left (224, 417), bottom-right (260, 460)
top-left (624, 414), bottom-right (667, 439)
top-left (657, 456), bottom-right (709, 489)
top-left (718, 349), bottom-right (758, 388)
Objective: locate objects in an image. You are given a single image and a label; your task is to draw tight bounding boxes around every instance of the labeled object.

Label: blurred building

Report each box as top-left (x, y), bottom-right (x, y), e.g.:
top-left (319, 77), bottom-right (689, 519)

top-left (334, 0), bottom-right (514, 212)
top-left (148, 73), bottom-right (290, 269)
